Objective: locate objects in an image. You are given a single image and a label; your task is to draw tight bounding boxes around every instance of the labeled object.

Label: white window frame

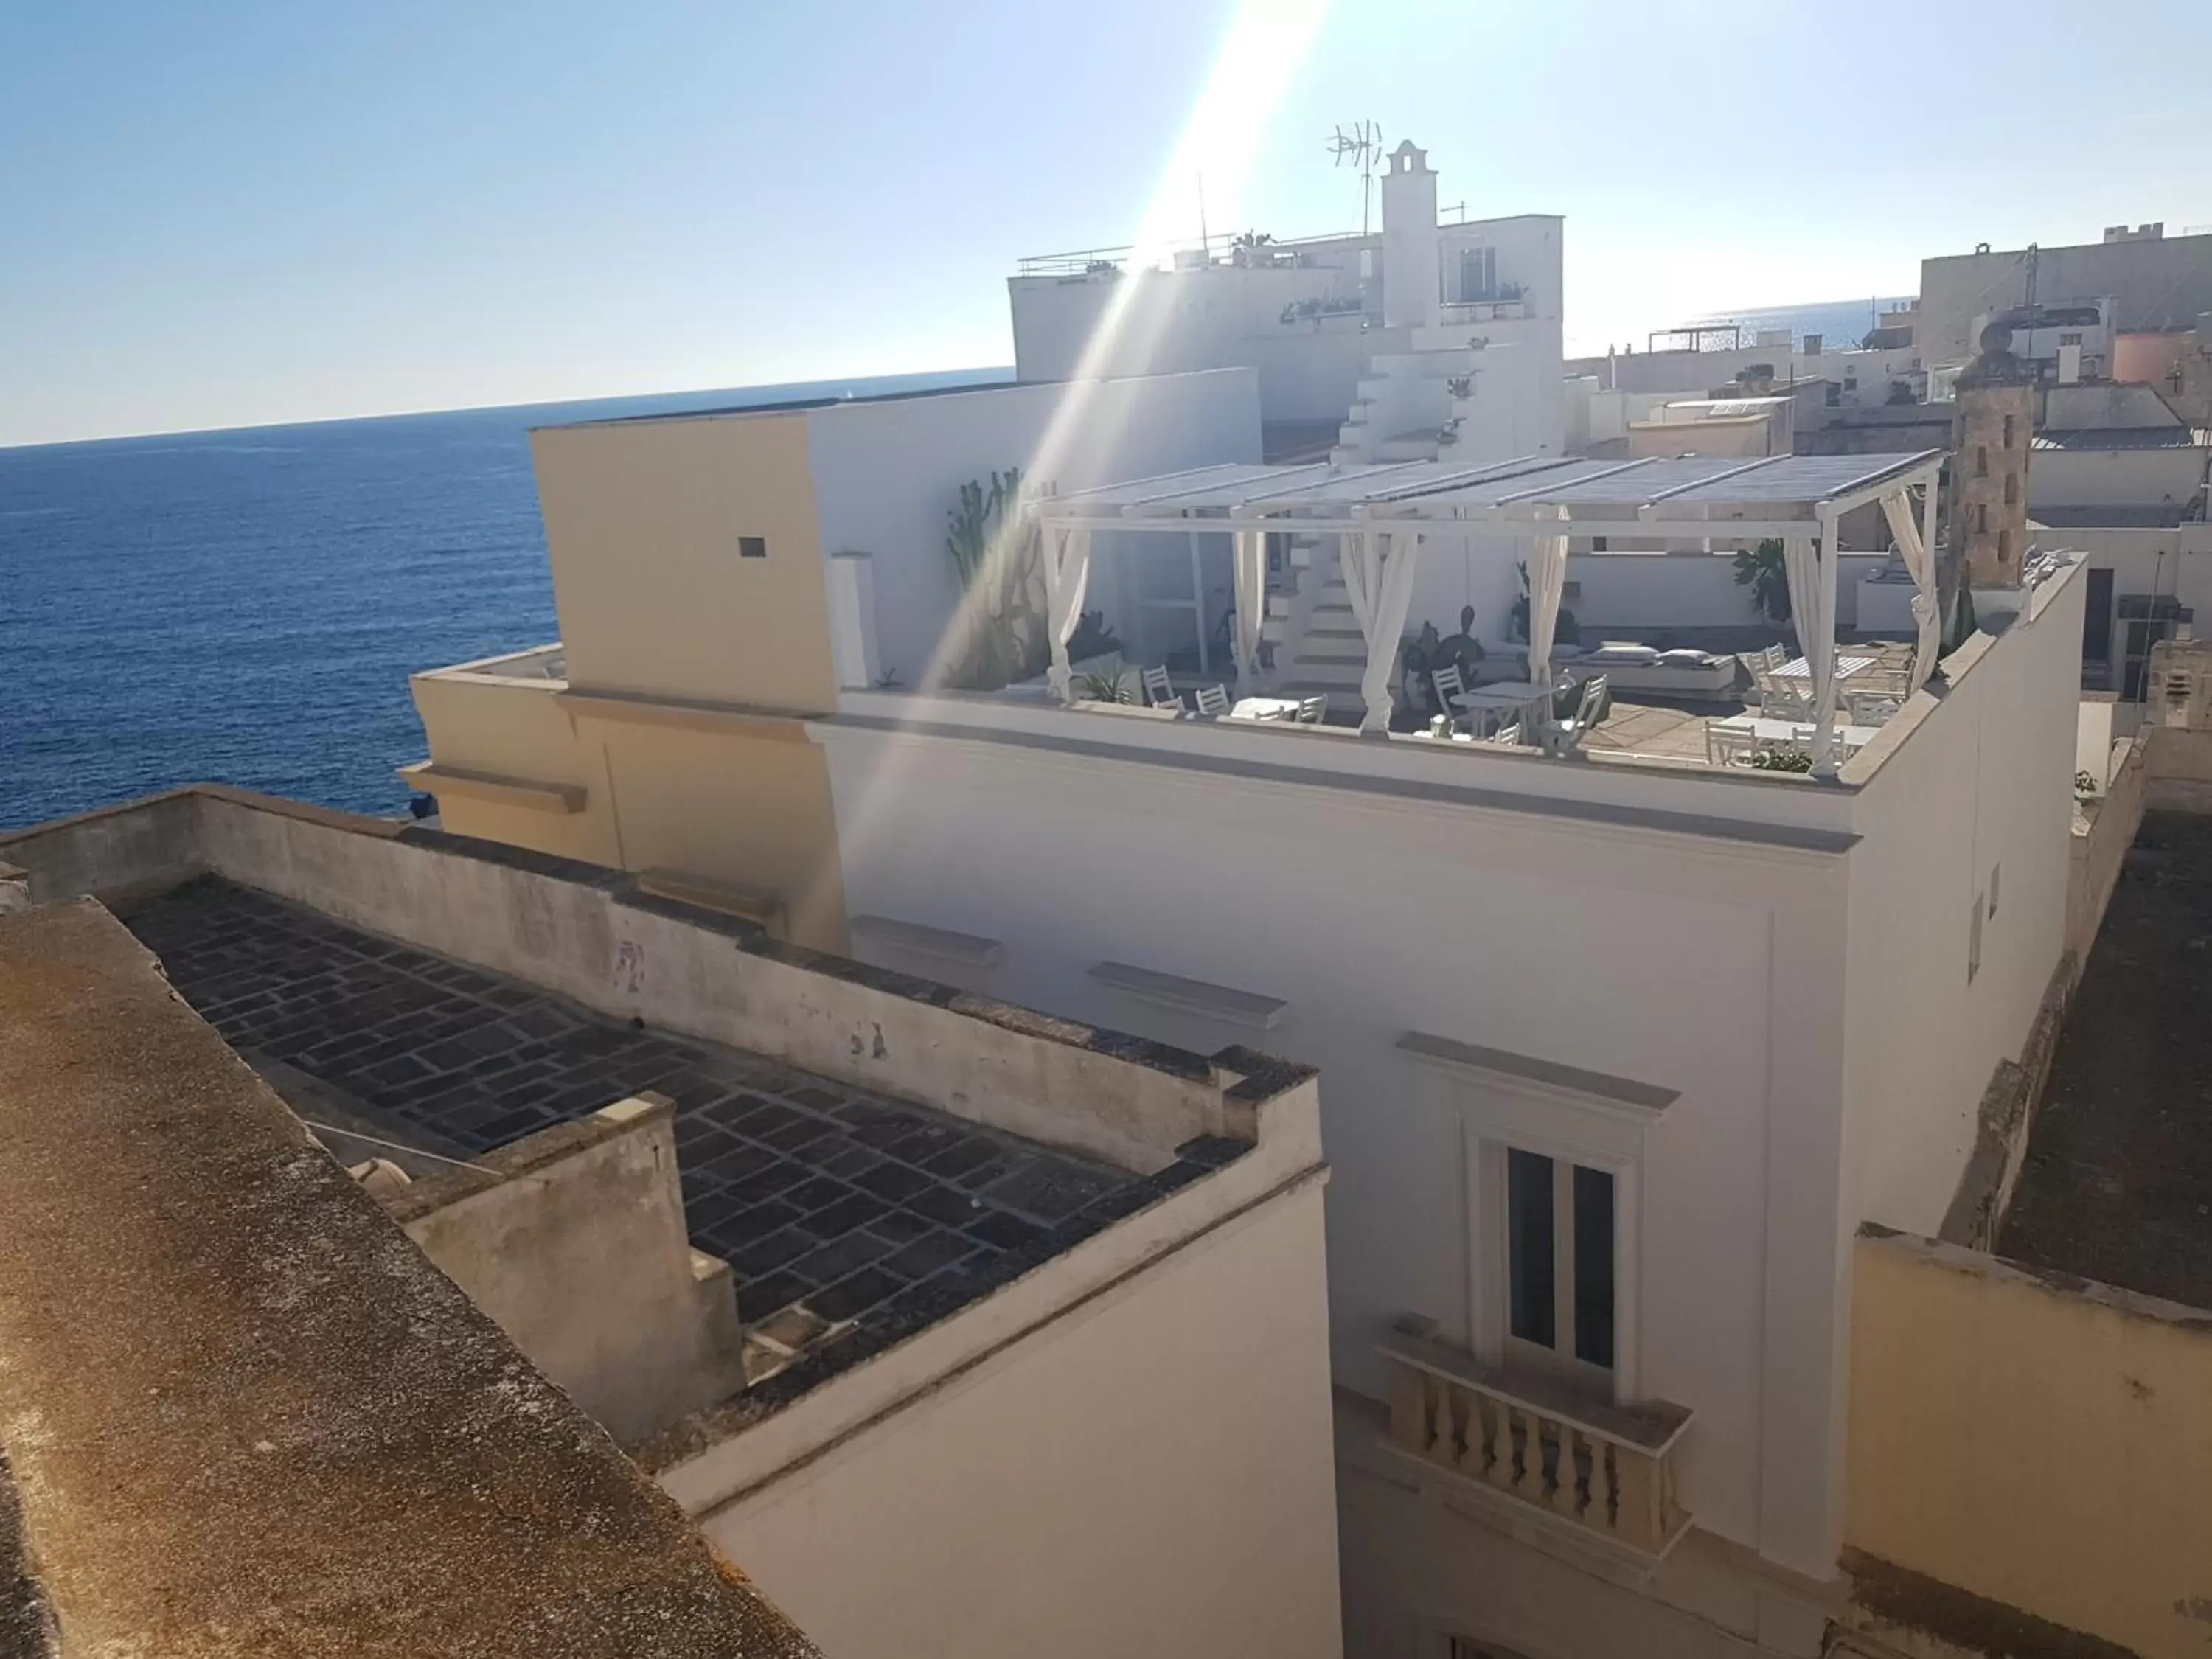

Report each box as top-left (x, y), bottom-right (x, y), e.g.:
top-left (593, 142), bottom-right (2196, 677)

top-left (1398, 1031), bottom-right (1673, 1404)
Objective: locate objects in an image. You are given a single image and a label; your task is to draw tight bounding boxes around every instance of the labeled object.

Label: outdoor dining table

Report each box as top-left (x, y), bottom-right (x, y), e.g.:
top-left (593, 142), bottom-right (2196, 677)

top-left (1228, 696), bottom-right (1304, 722)
top-left (1452, 678), bottom-right (1566, 737)
top-left (1774, 653), bottom-right (1876, 681)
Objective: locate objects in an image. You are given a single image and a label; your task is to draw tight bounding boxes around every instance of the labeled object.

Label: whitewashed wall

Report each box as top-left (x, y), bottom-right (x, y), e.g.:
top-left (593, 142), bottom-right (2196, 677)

top-left (2029, 447), bottom-right (2208, 512)
top-left (805, 372), bottom-right (1261, 691)
top-left (2042, 524), bottom-right (2212, 616)
top-left (1568, 551), bottom-right (1893, 633)
top-left (703, 1181), bottom-right (1342, 1659)
top-left (815, 714), bottom-right (1859, 1575)
top-left (1842, 569), bottom-right (2085, 1235)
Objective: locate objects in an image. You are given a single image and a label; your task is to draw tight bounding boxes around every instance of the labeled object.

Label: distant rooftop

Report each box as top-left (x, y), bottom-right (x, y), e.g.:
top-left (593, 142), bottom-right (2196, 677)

top-left (2034, 426), bottom-right (2211, 451)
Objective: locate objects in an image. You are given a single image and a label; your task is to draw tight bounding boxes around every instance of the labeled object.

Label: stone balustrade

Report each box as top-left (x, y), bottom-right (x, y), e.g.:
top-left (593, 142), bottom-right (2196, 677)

top-left (1378, 1322), bottom-right (1692, 1562)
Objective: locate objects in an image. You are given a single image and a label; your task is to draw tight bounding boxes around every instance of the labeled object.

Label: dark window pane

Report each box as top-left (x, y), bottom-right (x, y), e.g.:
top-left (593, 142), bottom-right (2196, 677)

top-left (1508, 1149), bottom-right (1554, 1348)
top-left (739, 535), bottom-right (768, 559)
top-left (1573, 1165), bottom-right (1615, 1368)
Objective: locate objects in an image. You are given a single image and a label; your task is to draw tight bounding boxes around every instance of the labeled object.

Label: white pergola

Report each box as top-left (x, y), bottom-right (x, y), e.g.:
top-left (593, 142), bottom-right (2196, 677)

top-left (1029, 450), bottom-right (1945, 776)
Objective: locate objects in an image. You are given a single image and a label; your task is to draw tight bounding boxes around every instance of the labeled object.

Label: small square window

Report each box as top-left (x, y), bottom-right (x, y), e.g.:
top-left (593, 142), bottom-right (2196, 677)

top-left (739, 536), bottom-right (768, 559)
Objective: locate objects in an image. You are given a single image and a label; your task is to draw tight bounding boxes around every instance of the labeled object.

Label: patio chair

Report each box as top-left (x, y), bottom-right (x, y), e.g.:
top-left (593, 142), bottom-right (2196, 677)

top-left (1756, 673), bottom-right (1811, 717)
top-left (1485, 721), bottom-right (1523, 748)
top-left (1430, 664), bottom-right (1466, 712)
top-left (1193, 684), bottom-right (1230, 717)
top-left (1705, 722), bottom-right (1757, 767)
top-left (1141, 664), bottom-right (1178, 709)
top-left (1846, 689), bottom-right (1903, 726)
top-left (1296, 695), bottom-right (1326, 725)
top-left (1552, 675), bottom-right (1609, 753)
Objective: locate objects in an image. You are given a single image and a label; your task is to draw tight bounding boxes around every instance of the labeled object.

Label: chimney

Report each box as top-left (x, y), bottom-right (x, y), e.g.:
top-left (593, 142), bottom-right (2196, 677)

top-left (1380, 140), bottom-right (1440, 330)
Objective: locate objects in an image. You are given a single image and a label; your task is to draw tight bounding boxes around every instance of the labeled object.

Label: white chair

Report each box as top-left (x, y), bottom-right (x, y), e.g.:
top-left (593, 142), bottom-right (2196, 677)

top-left (1141, 665), bottom-right (1178, 709)
top-left (1553, 675), bottom-right (1608, 751)
top-left (1295, 695), bottom-right (1326, 725)
top-left (1847, 689), bottom-right (1902, 726)
top-left (1705, 722), bottom-right (1757, 767)
top-left (1757, 673), bottom-right (1811, 717)
top-left (1430, 664), bottom-right (1466, 712)
top-left (1485, 721), bottom-right (1523, 748)
top-left (1193, 684), bottom-right (1230, 717)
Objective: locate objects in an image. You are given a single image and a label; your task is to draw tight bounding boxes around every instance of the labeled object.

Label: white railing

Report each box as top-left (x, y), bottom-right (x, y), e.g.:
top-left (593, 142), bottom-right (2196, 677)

top-left (1378, 1324), bottom-right (1692, 1560)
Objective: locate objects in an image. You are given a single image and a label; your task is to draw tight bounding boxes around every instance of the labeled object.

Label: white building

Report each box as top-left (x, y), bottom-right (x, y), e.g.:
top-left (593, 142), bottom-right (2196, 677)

top-left (1919, 223), bottom-right (2212, 369)
top-left (405, 357), bottom-right (2096, 1656)
top-left (1006, 141), bottom-right (1564, 459)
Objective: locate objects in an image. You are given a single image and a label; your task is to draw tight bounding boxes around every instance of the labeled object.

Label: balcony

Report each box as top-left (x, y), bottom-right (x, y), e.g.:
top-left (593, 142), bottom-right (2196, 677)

top-left (1377, 1321), bottom-right (1692, 1567)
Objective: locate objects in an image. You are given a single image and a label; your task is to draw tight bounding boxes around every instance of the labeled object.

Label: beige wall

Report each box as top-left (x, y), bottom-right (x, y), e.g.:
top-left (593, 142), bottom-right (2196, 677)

top-left (700, 1179), bottom-right (1343, 1659)
top-left (410, 673), bottom-right (851, 954)
top-left (1848, 1228), bottom-right (2212, 1658)
top-left (533, 411), bottom-right (838, 713)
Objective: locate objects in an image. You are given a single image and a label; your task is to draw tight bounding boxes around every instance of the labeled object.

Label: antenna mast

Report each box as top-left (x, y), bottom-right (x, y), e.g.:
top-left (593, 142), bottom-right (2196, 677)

top-left (1327, 120), bottom-right (1384, 237)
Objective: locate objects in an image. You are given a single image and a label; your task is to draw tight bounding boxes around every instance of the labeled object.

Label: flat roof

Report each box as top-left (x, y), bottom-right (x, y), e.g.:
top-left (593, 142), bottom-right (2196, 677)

top-left (0, 900), bottom-right (814, 1658)
top-left (121, 876), bottom-right (1215, 1404)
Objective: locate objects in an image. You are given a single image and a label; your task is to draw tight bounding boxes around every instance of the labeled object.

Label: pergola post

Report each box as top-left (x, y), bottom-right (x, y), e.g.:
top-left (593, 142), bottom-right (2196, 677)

top-left (1230, 526), bottom-right (1267, 698)
top-left (1879, 484), bottom-right (1941, 689)
top-left (1041, 524), bottom-right (1093, 704)
top-left (1341, 525), bottom-right (1424, 734)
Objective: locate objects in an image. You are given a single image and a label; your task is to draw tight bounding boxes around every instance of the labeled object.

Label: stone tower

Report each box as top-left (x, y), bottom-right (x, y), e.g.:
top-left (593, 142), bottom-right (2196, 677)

top-left (1949, 319), bottom-right (2036, 589)
top-left (1380, 140), bottom-right (1439, 330)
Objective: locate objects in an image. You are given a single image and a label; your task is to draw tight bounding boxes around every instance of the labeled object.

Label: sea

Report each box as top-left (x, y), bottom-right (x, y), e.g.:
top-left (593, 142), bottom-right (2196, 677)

top-left (0, 368), bottom-right (1008, 831)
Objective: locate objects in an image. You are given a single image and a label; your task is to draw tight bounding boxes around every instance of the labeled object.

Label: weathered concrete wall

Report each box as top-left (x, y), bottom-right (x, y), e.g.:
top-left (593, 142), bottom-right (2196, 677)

top-left (387, 1095), bottom-right (745, 1446)
top-left (2, 787), bottom-right (1267, 1175)
top-left (0, 790), bottom-right (209, 906)
top-left (2144, 725), bottom-right (2212, 815)
top-left (1848, 1226), bottom-right (2212, 1658)
top-left (2067, 731), bottom-right (2151, 976)
top-left (700, 1167), bottom-right (1342, 1659)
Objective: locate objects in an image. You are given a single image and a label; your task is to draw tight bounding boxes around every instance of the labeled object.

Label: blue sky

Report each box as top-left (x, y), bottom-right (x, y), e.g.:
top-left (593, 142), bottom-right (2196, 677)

top-left (5, 0), bottom-right (2208, 446)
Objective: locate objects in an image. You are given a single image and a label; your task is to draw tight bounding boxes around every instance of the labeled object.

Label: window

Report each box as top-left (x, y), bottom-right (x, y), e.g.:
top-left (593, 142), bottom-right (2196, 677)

top-left (1506, 1148), bottom-right (1615, 1375)
top-left (2004, 471), bottom-right (2017, 504)
top-left (1978, 503), bottom-right (1989, 534)
top-left (739, 535), bottom-right (768, 559)
top-left (1825, 383), bottom-right (1842, 408)
top-left (1998, 528), bottom-right (2013, 563)
top-left (2002, 414), bottom-right (2016, 448)
top-left (1975, 445), bottom-right (1988, 478)
top-left (1457, 246), bottom-right (1497, 302)
top-left (2060, 331), bottom-right (2083, 347)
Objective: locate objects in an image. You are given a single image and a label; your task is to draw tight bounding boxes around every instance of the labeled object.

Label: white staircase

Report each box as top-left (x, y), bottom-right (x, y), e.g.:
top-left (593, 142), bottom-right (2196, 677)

top-left (1261, 537), bottom-right (1375, 720)
top-left (1332, 337), bottom-right (1479, 467)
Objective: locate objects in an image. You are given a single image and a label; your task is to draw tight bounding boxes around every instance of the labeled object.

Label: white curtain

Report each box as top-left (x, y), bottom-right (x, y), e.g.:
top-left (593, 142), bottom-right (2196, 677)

top-left (1341, 528), bottom-right (1424, 734)
top-left (1042, 526), bottom-right (1093, 703)
top-left (1231, 527), bottom-right (1267, 698)
top-left (1879, 487), bottom-right (1940, 689)
top-left (1781, 532), bottom-right (1838, 773)
top-left (1526, 507), bottom-right (1571, 697)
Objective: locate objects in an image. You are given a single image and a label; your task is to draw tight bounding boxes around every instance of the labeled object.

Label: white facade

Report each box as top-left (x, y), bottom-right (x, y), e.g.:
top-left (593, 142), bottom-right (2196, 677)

top-left (807, 560), bottom-right (2086, 1655)
top-left (1008, 145), bottom-right (1563, 448)
top-left (800, 372), bottom-right (1263, 689)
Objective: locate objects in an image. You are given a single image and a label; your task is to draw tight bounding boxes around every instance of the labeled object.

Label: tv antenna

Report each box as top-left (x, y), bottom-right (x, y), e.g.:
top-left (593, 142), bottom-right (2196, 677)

top-left (1327, 120), bottom-right (1384, 236)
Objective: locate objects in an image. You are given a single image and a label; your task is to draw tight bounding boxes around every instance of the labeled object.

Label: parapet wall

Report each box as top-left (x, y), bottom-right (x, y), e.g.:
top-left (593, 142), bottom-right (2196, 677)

top-left (385, 1094), bottom-right (746, 1446)
top-left (0, 787), bottom-right (1311, 1175)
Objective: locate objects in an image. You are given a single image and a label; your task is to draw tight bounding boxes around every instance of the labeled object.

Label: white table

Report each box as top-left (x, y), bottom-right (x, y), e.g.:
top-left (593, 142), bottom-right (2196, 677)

top-left (1228, 696), bottom-right (1303, 723)
top-left (1774, 653), bottom-right (1875, 681)
top-left (1453, 678), bottom-right (1565, 738)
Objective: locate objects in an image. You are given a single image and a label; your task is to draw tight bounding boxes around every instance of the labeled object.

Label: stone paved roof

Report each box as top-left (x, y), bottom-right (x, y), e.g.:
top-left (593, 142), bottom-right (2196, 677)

top-left (122, 877), bottom-right (1239, 1399)
top-left (0, 899), bottom-right (817, 1658)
